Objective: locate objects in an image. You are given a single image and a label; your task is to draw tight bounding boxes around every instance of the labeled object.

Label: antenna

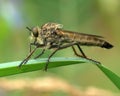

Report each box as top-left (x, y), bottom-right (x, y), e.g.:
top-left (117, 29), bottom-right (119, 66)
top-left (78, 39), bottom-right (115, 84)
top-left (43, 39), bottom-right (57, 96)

top-left (26, 26), bottom-right (32, 31)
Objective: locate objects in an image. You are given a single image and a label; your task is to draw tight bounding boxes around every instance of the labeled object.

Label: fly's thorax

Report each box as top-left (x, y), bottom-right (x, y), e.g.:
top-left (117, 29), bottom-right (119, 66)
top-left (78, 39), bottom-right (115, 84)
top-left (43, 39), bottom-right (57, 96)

top-left (40, 28), bottom-right (60, 42)
top-left (40, 23), bottom-right (64, 41)
top-left (37, 36), bottom-right (44, 45)
top-left (41, 22), bottom-right (63, 30)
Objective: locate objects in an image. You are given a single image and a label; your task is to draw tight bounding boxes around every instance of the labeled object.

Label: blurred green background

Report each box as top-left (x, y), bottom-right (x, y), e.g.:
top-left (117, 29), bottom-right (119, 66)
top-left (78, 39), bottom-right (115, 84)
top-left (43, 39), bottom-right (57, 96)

top-left (0, 0), bottom-right (120, 95)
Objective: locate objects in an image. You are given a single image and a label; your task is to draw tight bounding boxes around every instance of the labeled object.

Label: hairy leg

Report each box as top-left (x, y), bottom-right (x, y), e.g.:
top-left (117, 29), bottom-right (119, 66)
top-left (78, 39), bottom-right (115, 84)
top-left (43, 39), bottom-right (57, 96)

top-left (19, 46), bottom-right (38, 67)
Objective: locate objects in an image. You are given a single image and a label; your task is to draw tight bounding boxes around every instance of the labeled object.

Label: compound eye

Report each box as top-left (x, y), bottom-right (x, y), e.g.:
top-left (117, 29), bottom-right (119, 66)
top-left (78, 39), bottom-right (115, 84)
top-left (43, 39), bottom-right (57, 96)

top-left (32, 27), bottom-right (39, 37)
top-left (33, 31), bottom-right (38, 37)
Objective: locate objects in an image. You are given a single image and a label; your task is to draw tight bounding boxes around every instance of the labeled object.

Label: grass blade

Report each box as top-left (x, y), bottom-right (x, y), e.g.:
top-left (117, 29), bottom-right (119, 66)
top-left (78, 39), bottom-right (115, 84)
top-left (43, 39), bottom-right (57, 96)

top-left (0, 57), bottom-right (120, 90)
top-left (96, 64), bottom-right (120, 89)
top-left (0, 57), bottom-right (87, 77)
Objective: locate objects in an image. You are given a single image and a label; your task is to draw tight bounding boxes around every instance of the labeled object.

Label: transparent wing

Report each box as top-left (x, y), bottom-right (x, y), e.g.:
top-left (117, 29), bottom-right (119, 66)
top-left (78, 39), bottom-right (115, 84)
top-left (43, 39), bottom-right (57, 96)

top-left (60, 30), bottom-right (104, 38)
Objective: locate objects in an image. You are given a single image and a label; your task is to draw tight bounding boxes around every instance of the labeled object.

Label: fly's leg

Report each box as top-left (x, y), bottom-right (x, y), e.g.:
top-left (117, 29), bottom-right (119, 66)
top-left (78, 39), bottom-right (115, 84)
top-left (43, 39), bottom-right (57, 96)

top-left (45, 42), bottom-right (101, 71)
top-left (45, 42), bottom-right (77, 71)
top-left (44, 48), bottom-right (59, 71)
top-left (19, 46), bottom-right (38, 67)
top-left (34, 49), bottom-right (45, 59)
top-left (76, 44), bottom-right (87, 58)
top-left (29, 37), bottom-right (37, 53)
top-left (44, 43), bottom-right (78, 71)
top-left (29, 43), bottom-right (32, 53)
top-left (72, 46), bottom-right (86, 58)
top-left (72, 44), bottom-right (101, 64)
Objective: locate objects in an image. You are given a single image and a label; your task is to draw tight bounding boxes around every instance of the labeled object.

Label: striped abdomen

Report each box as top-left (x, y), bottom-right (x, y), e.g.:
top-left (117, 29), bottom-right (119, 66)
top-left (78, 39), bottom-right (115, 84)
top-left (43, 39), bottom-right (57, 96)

top-left (60, 30), bottom-right (113, 49)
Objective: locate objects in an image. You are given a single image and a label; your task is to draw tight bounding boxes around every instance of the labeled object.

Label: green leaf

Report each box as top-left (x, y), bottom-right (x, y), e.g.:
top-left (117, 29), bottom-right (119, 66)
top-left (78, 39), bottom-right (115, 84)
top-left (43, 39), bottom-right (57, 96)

top-left (0, 57), bottom-right (120, 90)
top-left (0, 57), bottom-right (87, 77)
top-left (96, 64), bottom-right (120, 89)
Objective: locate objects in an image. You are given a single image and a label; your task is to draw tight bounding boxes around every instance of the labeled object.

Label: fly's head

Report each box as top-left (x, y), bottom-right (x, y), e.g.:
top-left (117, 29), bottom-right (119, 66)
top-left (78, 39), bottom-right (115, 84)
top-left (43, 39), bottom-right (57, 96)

top-left (26, 26), bottom-right (44, 46)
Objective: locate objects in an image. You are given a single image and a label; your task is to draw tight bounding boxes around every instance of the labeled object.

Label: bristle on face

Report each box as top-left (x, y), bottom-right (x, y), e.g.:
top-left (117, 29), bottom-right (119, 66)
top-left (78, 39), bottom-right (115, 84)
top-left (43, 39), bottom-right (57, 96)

top-left (101, 42), bottom-right (113, 49)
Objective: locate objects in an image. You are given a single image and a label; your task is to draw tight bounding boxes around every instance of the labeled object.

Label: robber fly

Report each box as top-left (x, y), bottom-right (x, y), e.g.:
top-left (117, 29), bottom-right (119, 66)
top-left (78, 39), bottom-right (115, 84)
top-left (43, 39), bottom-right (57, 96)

top-left (19, 22), bottom-right (113, 71)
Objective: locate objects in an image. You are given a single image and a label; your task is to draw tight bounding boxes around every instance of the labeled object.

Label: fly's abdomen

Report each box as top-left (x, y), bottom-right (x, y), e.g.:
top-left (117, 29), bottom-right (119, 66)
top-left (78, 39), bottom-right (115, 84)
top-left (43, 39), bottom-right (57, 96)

top-left (101, 41), bottom-right (113, 49)
top-left (74, 35), bottom-right (113, 49)
top-left (60, 30), bottom-right (113, 49)
top-left (71, 33), bottom-right (113, 49)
